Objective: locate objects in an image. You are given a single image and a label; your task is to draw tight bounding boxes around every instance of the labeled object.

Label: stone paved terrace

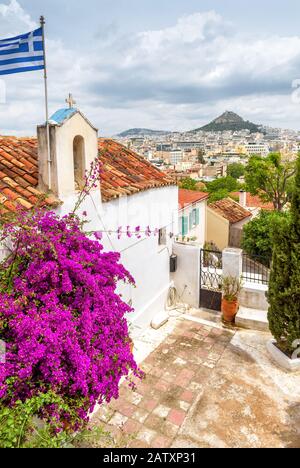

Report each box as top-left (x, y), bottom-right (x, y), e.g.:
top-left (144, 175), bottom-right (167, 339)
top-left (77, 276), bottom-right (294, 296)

top-left (92, 315), bottom-right (300, 448)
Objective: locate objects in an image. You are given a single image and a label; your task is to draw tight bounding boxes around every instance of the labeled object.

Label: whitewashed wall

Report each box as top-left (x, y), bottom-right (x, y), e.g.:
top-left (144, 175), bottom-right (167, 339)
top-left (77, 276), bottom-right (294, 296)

top-left (57, 185), bottom-right (179, 329)
top-left (171, 243), bottom-right (201, 309)
top-left (100, 186), bottom-right (179, 328)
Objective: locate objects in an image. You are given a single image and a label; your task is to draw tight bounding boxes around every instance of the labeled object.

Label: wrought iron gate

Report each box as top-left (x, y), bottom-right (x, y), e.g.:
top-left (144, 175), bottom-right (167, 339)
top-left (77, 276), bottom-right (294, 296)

top-left (199, 249), bottom-right (223, 311)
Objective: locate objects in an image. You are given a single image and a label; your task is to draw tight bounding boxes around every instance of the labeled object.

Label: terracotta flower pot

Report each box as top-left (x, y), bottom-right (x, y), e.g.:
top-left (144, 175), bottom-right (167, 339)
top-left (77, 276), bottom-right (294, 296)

top-left (222, 298), bottom-right (239, 323)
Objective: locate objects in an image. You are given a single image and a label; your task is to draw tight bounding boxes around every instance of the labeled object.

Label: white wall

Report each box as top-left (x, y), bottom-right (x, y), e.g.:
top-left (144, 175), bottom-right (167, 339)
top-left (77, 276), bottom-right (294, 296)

top-left (55, 115), bottom-right (99, 199)
top-left (99, 186), bottom-right (179, 328)
top-left (240, 283), bottom-right (269, 311)
top-left (57, 185), bottom-right (178, 330)
top-left (38, 112), bottom-right (99, 198)
top-left (171, 243), bottom-right (201, 309)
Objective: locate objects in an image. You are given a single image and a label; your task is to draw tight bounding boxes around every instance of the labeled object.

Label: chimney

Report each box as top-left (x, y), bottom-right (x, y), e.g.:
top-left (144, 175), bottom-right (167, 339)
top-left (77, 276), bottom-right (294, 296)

top-left (239, 190), bottom-right (247, 208)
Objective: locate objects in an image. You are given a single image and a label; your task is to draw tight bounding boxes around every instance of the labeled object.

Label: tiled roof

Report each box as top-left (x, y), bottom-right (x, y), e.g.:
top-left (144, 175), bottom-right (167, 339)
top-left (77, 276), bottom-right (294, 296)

top-left (0, 136), bottom-right (59, 213)
top-left (98, 139), bottom-right (176, 202)
top-left (179, 189), bottom-right (209, 209)
top-left (49, 108), bottom-right (98, 131)
top-left (49, 108), bottom-right (77, 125)
top-left (209, 198), bottom-right (252, 224)
top-left (231, 192), bottom-right (274, 211)
top-left (0, 136), bottom-right (175, 212)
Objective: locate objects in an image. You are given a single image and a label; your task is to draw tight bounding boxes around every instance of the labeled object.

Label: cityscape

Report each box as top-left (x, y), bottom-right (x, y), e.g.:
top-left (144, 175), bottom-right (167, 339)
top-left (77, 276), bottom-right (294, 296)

top-left (116, 111), bottom-right (300, 182)
top-left (0, 0), bottom-right (300, 453)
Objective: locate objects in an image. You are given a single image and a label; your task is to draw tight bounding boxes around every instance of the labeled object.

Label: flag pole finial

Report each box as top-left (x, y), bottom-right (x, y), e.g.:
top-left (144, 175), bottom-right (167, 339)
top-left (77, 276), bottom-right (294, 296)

top-left (40, 16), bottom-right (45, 26)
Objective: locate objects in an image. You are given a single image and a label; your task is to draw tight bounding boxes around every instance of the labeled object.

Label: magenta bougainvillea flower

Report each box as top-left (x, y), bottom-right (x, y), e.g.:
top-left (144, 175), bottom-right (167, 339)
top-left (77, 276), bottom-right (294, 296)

top-left (0, 210), bottom-right (142, 429)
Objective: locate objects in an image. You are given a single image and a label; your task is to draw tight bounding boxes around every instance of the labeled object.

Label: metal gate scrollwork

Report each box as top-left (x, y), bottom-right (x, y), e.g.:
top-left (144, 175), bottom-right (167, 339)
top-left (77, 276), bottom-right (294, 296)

top-left (200, 249), bottom-right (223, 312)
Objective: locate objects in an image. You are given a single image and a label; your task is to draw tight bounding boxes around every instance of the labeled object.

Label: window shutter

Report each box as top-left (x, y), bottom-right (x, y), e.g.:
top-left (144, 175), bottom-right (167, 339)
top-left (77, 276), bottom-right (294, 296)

top-left (195, 208), bottom-right (200, 226)
top-left (182, 216), bottom-right (188, 236)
top-left (189, 212), bottom-right (193, 230)
top-left (179, 217), bottom-right (183, 235)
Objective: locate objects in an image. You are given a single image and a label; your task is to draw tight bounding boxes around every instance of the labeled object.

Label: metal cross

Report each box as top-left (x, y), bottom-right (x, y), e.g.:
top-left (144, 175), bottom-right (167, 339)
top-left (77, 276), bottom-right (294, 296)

top-left (65, 93), bottom-right (76, 109)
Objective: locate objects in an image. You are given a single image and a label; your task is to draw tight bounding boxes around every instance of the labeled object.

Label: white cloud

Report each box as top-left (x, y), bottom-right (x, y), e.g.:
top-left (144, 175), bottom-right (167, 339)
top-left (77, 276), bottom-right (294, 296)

top-left (1, 2), bottom-right (300, 135)
top-left (0, 0), bottom-right (35, 35)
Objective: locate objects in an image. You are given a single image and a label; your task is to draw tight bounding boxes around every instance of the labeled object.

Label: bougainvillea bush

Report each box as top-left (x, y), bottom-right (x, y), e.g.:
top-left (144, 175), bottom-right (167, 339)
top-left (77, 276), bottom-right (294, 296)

top-left (0, 209), bottom-right (142, 433)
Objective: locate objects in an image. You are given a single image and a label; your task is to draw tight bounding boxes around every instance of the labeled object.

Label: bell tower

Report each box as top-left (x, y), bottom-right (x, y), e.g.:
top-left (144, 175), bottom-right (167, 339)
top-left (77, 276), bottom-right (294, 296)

top-left (37, 95), bottom-right (99, 201)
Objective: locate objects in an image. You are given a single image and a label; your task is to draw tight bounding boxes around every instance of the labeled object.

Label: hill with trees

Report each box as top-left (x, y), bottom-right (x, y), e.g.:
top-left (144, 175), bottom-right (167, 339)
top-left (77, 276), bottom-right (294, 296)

top-left (192, 111), bottom-right (261, 133)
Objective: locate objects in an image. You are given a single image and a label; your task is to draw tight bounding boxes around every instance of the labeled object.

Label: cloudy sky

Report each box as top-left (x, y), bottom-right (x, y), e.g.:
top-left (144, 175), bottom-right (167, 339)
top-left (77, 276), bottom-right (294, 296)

top-left (1, 0), bottom-right (300, 135)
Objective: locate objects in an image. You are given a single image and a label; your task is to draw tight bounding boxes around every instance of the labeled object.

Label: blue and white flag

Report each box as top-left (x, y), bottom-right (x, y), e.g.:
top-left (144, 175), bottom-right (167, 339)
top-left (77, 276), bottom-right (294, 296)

top-left (0, 27), bottom-right (44, 76)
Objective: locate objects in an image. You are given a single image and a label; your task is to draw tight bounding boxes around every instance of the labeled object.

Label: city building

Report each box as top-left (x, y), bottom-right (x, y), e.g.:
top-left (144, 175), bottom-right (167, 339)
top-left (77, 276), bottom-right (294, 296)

top-left (245, 142), bottom-right (270, 157)
top-left (178, 189), bottom-right (209, 245)
top-left (207, 198), bottom-right (252, 250)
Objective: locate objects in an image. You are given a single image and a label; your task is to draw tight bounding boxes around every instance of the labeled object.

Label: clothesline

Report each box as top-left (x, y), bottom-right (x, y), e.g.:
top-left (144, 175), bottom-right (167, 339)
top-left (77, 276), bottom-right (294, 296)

top-left (89, 192), bottom-right (180, 253)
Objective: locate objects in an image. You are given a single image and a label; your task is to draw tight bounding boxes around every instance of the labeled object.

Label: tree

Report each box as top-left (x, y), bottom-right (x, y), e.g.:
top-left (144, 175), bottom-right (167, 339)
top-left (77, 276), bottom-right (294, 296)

top-left (242, 210), bottom-right (290, 267)
top-left (206, 176), bottom-right (239, 194)
top-left (227, 162), bottom-right (245, 180)
top-left (268, 154), bottom-right (300, 354)
top-left (208, 189), bottom-right (231, 203)
top-left (179, 177), bottom-right (198, 191)
top-left (245, 153), bottom-right (296, 211)
top-left (205, 176), bottom-right (239, 202)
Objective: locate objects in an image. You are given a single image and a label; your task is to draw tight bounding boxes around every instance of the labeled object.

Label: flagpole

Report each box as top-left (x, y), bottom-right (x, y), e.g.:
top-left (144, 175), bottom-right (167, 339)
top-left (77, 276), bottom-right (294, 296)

top-left (40, 15), bottom-right (52, 191)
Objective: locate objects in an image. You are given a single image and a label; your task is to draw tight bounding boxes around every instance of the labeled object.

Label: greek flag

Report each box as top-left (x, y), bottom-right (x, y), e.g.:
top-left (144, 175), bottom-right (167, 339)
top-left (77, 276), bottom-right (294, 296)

top-left (0, 27), bottom-right (44, 76)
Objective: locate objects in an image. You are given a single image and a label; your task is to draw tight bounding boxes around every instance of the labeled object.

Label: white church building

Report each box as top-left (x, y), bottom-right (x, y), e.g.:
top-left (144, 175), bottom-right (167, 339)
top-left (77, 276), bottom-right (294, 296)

top-left (0, 103), bottom-right (178, 329)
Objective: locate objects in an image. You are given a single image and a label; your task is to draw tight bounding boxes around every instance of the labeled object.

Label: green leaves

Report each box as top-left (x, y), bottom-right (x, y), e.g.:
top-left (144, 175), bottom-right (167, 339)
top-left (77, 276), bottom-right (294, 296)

top-left (0, 391), bottom-right (94, 448)
top-left (206, 176), bottom-right (240, 203)
top-left (268, 154), bottom-right (300, 353)
top-left (245, 153), bottom-right (296, 211)
top-left (227, 162), bottom-right (245, 180)
top-left (242, 210), bottom-right (290, 267)
top-left (179, 177), bottom-right (198, 191)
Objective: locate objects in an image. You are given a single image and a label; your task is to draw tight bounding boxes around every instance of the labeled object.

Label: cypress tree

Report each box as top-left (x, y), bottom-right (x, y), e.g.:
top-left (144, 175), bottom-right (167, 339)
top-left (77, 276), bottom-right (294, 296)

top-left (268, 155), bottom-right (300, 353)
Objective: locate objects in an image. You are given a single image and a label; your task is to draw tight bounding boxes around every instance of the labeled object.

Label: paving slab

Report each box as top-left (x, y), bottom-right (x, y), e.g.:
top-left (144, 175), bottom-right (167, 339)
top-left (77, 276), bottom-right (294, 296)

top-left (91, 317), bottom-right (300, 448)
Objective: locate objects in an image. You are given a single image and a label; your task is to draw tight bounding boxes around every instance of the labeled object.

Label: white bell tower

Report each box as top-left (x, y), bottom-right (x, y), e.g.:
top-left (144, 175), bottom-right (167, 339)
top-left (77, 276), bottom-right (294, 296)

top-left (37, 95), bottom-right (99, 201)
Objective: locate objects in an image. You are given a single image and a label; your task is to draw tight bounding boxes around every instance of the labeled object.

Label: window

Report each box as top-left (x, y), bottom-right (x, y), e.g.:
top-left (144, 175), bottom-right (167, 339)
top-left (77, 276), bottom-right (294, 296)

top-left (195, 208), bottom-right (200, 225)
top-left (73, 136), bottom-right (85, 190)
top-left (180, 217), bottom-right (189, 236)
top-left (159, 228), bottom-right (167, 246)
top-left (189, 208), bottom-right (200, 229)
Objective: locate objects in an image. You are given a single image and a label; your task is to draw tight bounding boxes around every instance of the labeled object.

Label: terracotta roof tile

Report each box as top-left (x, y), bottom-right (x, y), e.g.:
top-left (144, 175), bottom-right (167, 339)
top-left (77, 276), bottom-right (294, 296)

top-left (231, 192), bottom-right (274, 211)
top-left (98, 139), bottom-right (176, 202)
top-left (0, 137), bottom-right (53, 213)
top-left (4, 200), bottom-right (17, 212)
top-left (209, 198), bottom-right (252, 224)
top-left (0, 136), bottom-right (176, 212)
top-left (179, 189), bottom-right (209, 209)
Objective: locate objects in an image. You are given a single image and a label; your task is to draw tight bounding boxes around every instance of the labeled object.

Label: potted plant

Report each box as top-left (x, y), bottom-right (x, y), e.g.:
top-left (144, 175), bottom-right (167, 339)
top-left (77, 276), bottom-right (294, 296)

top-left (221, 276), bottom-right (242, 323)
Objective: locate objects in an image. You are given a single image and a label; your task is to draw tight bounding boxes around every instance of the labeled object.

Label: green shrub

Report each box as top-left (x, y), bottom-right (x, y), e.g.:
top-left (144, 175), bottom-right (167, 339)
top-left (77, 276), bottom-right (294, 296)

top-left (242, 210), bottom-right (290, 267)
top-left (268, 155), bottom-right (300, 353)
top-left (0, 391), bottom-right (113, 448)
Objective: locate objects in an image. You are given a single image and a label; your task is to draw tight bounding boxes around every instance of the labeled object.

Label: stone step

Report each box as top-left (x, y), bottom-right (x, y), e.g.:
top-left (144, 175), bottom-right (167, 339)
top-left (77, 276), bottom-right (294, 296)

top-left (235, 306), bottom-right (269, 332)
top-left (188, 307), bottom-right (223, 325)
top-left (240, 282), bottom-right (269, 311)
